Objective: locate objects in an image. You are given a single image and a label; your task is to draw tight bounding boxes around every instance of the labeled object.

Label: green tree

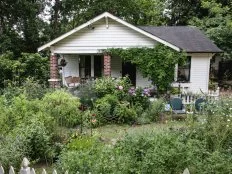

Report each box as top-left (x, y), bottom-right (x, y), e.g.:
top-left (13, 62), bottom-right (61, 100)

top-left (189, 0), bottom-right (232, 58)
top-left (0, 0), bottom-right (50, 55)
top-left (164, 0), bottom-right (205, 25)
top-left (0, 52), bottom-right (49, 88)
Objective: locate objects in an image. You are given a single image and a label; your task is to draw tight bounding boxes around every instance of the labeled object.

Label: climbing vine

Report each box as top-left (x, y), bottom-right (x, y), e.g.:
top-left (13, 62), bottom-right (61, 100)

top-left (107, 44), bottom-right (187, 93)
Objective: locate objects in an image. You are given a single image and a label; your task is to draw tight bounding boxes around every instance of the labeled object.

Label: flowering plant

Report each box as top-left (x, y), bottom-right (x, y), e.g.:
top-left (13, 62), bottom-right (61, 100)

top-left (128, 87), bottom-right (151, 109)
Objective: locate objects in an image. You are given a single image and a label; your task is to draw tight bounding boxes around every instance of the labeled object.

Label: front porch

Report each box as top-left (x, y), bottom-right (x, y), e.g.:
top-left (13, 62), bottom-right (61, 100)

top-left (55, 54), bottom-right (151, 88)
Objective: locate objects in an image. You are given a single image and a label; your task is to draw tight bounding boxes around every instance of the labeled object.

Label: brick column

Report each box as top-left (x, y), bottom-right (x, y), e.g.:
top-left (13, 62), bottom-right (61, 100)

top-left (104, 53), bottom-right (111, 76)
top-left (48, 54), bottom-right (60, 88)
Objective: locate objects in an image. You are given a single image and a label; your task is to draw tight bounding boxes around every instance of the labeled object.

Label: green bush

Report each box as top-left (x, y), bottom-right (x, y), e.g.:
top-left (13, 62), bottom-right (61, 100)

top-left (148, 98), bottom-right (165, 121)
top-left (66, 134), bottom-right (98, 151)
top-left (1, 78), bottom-right (50, 105)
top-left (136, 98), bottom-right (164, 124)
top-left (57, 131), bottom-right (232, 174)
top-left (0, 52), bottom-right (49, 88)
top-left (94, 76), bottom-right (131, 98)
top-left (128, 87), bottom-right (151, 110)
top-left (0, 94), bottom-right (53, 135)
top-left (0, 88), bottom-right (84, 168)
top-left (74, 81), bottom-right (96, 108)
top-left (42, 90), bottom-right (82, 127)
top-left (0, 119), bottom-right (53, 168)
top-left (95, 94), bottom-right (119, 123)
top-left (113, 101), bottom-right (137, 124)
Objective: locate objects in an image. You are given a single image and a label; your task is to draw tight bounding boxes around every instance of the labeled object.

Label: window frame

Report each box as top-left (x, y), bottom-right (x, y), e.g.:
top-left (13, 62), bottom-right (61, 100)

top-left (177, 56), bottom-right (191, 83)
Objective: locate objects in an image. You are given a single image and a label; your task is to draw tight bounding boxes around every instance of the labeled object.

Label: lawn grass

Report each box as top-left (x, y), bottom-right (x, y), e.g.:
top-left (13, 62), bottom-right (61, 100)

top-left (93, 120), bottom-right (186, 142)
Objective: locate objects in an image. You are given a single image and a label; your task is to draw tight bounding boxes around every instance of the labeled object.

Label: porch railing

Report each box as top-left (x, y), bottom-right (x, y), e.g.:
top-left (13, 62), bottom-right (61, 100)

top-left (176, 87), bottom-right (220, 105)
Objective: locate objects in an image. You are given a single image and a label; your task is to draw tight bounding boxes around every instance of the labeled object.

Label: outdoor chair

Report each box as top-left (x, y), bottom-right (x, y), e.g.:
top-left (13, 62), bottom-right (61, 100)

top-left (170, 98), bottom-right (186, 114)
top-left (195, 98), bottom-right (206, 112)
top-left (65, 76), bottom-right (80, 87)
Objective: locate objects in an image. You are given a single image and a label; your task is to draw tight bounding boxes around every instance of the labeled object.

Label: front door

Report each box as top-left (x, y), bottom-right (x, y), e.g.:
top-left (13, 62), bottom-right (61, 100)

top-left (94, 55), bottom-right (103, 78)
top-left (122, 62), bottom-right (136, 86)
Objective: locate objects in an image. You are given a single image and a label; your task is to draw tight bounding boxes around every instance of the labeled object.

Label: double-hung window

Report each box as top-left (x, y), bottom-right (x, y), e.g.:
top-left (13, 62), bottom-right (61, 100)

top-left (177, 56), bottom-right (191, 82)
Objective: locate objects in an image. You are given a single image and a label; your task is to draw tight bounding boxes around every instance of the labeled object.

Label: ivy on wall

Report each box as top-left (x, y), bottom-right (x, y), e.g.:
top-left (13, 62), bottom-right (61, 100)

top-left (107, 44), bottom-right (187, 93)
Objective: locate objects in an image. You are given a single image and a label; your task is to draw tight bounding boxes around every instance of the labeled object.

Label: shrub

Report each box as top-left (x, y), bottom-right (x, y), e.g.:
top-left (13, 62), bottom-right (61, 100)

top-left (94, 76), bottom-right (131, 98)
top-left (57, 131), bottom-right (232, 174)
top-left (66, 134), bottom-right (98, 151)
top-left (136, 98), bottom-right (164, 124)
top-left (94, 77), bottom-right (117, 97)
top-left (95, 94), bottom-right (119, 123)
top-left (148, 98), bottom-right (165, 121)
top-left (113, 102), bottom-right (137, 124)
top-left (0, 52), bottom-right (49, 88)
top-left (0, 119), bottom-right (53, 168)
top-left (74, 81), bottom-right (96, 108)
top-left (128, 87), bottom-right (151, 110)
top-left (1, 78), bottom-right (50, 105)
top-left (42, 90), bottom-right (82, 127)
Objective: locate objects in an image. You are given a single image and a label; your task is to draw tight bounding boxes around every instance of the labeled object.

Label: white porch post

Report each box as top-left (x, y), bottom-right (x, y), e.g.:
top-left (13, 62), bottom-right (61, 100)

top-left (174, 64), bottom-right (178, 82)
top-left (91, 55), bottom-right (94, 77)
top-left (77, 55), bottom-right (80, 77)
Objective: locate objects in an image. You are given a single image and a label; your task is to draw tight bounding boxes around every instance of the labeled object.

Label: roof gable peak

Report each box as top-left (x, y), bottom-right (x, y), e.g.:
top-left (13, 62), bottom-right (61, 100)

top-left (38, 12), bottom-right (180, 52)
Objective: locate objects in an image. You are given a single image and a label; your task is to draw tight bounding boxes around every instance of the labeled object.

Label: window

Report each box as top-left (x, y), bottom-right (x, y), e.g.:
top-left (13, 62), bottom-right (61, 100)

top-left (177, 56), bottom-right (191, 82)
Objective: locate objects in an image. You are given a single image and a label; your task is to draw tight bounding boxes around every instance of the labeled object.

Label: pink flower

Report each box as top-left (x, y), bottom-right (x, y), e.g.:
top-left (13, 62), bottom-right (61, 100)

top-left (118, 86), bottom-right (123, 90)
top-left (91, 119), bottom-right (97, 123)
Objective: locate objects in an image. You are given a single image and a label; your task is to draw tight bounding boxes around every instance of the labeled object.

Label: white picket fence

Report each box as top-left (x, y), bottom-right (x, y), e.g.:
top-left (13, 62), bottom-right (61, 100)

top-left (0, 158), bottom-right (191, 174)
top-left (0, 158), bottom-right (68, 174)
top-left (178, 87), bottom-right (220, 105)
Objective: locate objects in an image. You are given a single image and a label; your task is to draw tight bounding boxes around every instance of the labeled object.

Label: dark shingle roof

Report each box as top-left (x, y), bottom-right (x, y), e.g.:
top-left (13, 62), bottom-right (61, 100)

top-left (138, 26), bottom-right (222, 53)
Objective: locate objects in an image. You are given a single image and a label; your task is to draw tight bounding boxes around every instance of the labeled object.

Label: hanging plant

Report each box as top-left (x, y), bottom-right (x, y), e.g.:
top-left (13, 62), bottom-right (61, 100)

top-left (60, 58), bottom-right (67, 67)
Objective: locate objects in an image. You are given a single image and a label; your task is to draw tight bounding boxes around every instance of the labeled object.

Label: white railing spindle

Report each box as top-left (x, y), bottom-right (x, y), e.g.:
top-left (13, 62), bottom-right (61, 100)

top-left (0, 166), bottom-right (4, 174)
top-left (9, 167), bottom-right (15, 174)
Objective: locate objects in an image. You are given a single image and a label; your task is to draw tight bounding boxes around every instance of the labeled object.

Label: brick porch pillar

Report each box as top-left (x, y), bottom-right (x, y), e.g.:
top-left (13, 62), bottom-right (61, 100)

top-left (104, 53), bottom-right (111, 76)
top-left (48, 53), bottom-right (60, 88)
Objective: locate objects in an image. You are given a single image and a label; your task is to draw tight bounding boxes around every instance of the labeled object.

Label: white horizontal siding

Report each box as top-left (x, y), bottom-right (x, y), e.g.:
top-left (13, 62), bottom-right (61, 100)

top-left (189, 54), bottom-right (211, 93)
top-left (62, 55), bottom-right (79, 86)
top-left (136, 70), bottom-right (152, 87)
top-left (54, 18), bottom-right (156, 53)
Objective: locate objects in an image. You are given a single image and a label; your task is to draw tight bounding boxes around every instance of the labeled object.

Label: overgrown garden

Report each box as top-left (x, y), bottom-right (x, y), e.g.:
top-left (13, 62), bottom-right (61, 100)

top-left (0, 78), bottom-right (232, 173)
top-left (1, 0), bottom-right (232, 173)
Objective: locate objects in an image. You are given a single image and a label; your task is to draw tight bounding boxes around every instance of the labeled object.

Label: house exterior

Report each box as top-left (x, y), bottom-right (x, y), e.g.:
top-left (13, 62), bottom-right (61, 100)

top-left (38, 12), bottom-right (222, 93)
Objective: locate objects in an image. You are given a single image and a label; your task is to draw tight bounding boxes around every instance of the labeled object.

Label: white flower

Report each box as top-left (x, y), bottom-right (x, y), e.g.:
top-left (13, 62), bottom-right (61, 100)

top-left (227, 119), bottom-right (230, 122)
top-left (227, 125), bottom-right (229, 127)
top-left (118, 86), bottom-right (123, 90)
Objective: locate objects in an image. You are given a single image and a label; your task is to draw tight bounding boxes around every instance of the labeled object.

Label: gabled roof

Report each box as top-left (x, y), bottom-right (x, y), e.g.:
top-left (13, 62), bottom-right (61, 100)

top-left (38, 12), bottom-right (222, 53)
top-left (38, 12), bottom-right (180, 52)
top-left (139, 26), bottom-right (222, 53)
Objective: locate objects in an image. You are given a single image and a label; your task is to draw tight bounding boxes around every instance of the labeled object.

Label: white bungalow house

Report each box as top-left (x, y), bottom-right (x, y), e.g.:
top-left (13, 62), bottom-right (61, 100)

top-left (38, 12), bottom-right (222, 93)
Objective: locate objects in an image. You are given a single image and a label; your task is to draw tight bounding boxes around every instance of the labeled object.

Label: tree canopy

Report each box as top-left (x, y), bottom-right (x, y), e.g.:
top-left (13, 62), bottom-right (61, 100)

top-left (0, 0), bottom-right (231, 58)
